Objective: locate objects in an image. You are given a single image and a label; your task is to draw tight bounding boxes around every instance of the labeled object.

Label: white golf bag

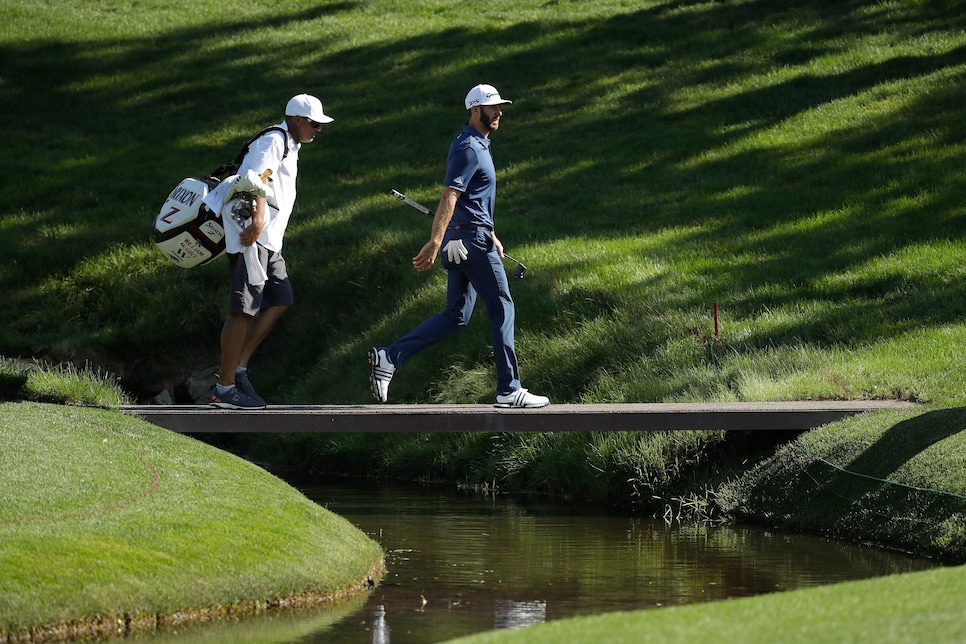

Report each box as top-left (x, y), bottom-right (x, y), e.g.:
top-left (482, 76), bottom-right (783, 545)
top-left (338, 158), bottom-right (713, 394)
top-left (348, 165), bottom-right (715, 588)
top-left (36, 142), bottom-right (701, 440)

top-left (152, 126), bottom-right (288, 269)
top-left (152, 176), bottom-right (225, 268)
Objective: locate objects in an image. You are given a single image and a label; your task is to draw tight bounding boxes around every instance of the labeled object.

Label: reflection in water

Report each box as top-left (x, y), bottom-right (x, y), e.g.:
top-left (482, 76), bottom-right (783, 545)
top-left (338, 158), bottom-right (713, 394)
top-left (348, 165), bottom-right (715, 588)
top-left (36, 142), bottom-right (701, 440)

top-left (309, 482), bottom-right (938, 644)
top-left (123, 592), bottom-right (369, 643)
top-left (493, 599), bottom-right (547, 629)
top-left (371, 604), bottom-right (389, 644)
top-left (126, 481), bottom-right (939, 644)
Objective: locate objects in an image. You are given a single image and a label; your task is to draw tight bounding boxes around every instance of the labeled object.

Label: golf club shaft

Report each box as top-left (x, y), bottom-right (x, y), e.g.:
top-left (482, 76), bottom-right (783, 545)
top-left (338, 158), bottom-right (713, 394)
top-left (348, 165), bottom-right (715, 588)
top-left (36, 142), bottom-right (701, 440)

top-left (389, 189), bottom-right (527, 269)
top-left (389, 189), bottom-right (432, 216)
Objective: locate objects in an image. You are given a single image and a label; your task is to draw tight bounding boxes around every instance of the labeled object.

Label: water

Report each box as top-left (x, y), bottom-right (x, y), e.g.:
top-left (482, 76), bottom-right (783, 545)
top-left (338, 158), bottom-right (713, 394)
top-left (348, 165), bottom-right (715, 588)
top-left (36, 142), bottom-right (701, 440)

top-left (136, 481), bottom-right (938, 643)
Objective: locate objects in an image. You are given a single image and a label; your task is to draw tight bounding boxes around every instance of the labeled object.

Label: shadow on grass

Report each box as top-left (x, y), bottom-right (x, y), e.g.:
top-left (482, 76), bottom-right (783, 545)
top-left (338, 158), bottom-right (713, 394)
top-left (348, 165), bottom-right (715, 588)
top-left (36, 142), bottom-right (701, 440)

top-left (0, 372), bottom-right (29, 401)
top-left (4, 0), bottom-right (966, 400)
top-left (794, 408), bottom-right (966, 558)
top-left (725, 407), bottom-right (966, 559)
top-left (833, 408), bottom-right (966, 496)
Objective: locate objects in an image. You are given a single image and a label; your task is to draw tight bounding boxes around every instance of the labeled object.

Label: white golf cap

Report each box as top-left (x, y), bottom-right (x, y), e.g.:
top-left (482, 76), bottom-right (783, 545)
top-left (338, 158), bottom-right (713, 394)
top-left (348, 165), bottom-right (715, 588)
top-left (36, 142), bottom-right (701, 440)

top-left (464, 84), bottom-right (512, 109)
top-left (285, 93), bottom-right (334, 124)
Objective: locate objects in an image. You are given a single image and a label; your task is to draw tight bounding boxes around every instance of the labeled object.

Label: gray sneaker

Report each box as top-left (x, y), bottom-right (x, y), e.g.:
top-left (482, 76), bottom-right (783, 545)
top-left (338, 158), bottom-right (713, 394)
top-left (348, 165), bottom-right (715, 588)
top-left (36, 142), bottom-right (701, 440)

top-left (234, 370), bottom-right (267, 407)
top-left (494, 388), bottom-right (550, 409)
top-left (210, 385), bottom-right (266, 410)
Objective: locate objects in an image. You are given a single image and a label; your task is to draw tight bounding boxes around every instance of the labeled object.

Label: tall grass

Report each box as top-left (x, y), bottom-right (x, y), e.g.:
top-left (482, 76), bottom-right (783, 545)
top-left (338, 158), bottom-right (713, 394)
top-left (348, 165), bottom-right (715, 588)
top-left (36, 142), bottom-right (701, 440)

top-left (230, 428), bottom-right (732, 512)
top-left (0, 357), bottom-right (131, 406)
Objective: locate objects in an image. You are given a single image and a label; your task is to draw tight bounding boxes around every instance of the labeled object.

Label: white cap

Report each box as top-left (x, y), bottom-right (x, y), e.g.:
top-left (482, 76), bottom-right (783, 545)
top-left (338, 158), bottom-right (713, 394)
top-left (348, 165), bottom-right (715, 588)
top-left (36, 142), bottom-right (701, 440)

top-left (464, 84), bottom-right (512, 109)
top-left (285, 93), bottom-right (334, 124)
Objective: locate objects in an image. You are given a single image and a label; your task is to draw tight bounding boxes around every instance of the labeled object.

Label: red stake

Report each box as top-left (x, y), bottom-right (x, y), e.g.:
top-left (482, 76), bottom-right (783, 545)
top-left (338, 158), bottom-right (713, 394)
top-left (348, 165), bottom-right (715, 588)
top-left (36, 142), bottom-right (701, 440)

top-left (713, 301), bottom-right (719, 339)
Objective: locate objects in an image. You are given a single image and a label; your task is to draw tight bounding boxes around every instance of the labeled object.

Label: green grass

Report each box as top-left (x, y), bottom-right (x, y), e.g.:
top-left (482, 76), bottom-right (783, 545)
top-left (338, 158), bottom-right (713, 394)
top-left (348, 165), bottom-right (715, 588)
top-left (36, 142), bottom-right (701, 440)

top-left (231, 428), bottom-right (732, 517)
top-left (5, 0), bottom-right (966, 407)
top-left (718, 406), bottom-right (966, 560)
top-left (6, 0), bottom-right (966, 640)
top-left (444, 564), bottom-right (966, 643)
top-left (0, 357), bottom-right (131, 406)
top-left (0, 402), bottom-right (383, 637)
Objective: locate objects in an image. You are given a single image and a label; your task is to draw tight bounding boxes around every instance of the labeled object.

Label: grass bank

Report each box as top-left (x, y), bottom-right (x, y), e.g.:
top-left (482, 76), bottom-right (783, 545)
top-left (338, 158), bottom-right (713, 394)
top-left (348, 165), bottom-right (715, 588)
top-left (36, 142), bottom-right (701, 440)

top-left (718, 406), bottom-right (966, 561)
top-left (445, 564), bottom-right (966, 643)
top-left (0, 399), bottom-right (384, 639)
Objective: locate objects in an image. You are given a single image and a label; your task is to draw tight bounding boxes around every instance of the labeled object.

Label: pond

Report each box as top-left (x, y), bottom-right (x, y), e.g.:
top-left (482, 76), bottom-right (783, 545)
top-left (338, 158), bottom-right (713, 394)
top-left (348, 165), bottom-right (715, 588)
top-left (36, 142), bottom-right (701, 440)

top-left (137, 481), bottom-right (938, 643)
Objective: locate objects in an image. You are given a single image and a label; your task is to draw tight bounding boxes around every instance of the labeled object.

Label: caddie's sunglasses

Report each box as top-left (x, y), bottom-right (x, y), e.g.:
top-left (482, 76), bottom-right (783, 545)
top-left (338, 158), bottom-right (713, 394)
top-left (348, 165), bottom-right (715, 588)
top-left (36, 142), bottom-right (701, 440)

top-left (305, 117), bottom-right (324, 128)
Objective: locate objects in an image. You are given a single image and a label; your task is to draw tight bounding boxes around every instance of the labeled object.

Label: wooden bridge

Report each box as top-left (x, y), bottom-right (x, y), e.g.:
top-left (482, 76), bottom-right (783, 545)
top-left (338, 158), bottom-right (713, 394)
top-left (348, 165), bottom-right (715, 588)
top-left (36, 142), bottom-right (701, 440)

top-left (118, 400), bottom-right (913, 434)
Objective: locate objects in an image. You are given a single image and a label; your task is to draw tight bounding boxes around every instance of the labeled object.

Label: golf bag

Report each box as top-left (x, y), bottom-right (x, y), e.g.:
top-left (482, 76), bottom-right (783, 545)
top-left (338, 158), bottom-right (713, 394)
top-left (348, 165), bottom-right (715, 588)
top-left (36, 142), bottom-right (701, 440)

top-left (152, 127), bottom-right (288, 268)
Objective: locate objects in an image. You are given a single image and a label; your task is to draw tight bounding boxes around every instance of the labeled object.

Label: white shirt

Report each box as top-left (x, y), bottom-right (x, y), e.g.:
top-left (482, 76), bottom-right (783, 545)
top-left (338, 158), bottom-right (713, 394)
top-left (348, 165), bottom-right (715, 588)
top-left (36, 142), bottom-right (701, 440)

top-left (234, 121), bottom-right (300, 253)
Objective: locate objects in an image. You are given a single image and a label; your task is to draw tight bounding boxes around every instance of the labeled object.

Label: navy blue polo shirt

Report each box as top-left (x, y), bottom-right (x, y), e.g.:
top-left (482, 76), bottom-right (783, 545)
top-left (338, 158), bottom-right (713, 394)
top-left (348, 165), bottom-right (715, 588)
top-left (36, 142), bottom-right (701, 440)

top-left (443, 124), bottom-right (497, 230)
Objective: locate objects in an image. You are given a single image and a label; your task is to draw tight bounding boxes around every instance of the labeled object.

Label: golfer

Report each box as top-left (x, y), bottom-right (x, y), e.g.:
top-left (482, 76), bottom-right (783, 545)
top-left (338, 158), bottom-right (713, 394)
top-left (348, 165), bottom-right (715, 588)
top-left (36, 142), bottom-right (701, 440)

top-left (369, 84), bottom-right (549, 408)
top-left (210, 93), bottom-right (334, 409)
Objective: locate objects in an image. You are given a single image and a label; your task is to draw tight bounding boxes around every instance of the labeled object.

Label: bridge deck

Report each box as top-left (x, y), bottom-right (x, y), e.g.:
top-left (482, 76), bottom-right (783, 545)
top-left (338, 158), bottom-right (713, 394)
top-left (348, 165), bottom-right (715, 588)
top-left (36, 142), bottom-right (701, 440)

top-left (118, 400), bottom-right (913, 434)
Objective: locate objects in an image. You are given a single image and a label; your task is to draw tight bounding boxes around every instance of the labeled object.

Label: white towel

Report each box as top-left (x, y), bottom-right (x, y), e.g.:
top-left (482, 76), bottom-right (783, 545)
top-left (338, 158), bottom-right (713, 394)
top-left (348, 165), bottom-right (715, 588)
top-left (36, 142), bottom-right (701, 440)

top-left (219, 200), bottom-right (268, 286)
top-left (201, 176), bottom-right (237, 214)
top-left (243, 243), bottom-right (268, 287)
top-left (202, 170), bottom-right (274, 212)
top-left (203, 170), bottom-right (274, 286)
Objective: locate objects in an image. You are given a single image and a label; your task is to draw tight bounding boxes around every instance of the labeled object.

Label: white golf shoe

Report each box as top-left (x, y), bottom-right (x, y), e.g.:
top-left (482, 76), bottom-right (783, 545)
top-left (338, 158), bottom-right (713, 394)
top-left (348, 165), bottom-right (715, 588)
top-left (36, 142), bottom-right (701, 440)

top-left (494, 388), bottom-right (550, 408)
top-left (369, 347), bottom-right (395, 403)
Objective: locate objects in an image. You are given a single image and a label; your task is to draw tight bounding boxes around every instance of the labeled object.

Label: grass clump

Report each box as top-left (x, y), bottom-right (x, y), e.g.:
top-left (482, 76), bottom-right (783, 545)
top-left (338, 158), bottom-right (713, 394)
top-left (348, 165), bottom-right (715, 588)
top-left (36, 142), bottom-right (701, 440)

top-left (0, 357), bottom-right (131, 407)
top-left (0, 361), bottom-right (29, 401)
top-left (229, 429), bottom-right (731, 515)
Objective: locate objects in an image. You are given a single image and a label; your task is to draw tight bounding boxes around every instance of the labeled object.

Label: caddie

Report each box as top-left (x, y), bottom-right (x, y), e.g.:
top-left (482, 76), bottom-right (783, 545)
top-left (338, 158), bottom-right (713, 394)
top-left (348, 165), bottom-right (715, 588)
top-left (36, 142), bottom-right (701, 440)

top-left (210, 93), bottom-right (333, 410)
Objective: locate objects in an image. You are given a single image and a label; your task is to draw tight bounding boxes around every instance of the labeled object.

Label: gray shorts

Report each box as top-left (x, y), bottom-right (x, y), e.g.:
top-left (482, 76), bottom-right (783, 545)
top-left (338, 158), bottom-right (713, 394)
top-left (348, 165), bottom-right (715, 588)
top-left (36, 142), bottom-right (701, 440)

top-left (227, 246), bottom-right (294, 316)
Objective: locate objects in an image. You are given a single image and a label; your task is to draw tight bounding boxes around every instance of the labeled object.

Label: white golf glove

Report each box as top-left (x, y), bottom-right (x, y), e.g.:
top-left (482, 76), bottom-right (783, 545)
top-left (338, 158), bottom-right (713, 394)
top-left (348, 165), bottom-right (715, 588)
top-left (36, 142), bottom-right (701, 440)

top-left (442, 239), bottom-right (468, 264)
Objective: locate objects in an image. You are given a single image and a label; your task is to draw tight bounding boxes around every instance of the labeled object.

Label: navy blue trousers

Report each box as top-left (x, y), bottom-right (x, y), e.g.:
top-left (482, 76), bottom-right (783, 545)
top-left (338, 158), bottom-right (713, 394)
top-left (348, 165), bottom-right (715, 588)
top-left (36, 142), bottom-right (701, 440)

top-left (386, 226), bottom-right (521, 396)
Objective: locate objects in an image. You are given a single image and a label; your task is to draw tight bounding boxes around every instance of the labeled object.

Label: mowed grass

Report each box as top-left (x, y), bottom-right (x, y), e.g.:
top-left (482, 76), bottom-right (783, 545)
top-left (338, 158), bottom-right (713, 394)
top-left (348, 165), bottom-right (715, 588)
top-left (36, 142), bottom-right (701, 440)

top-left (445, 564), bottom-right (966, 644)
top-left (3, 0), bottom-right (966, 407)
top-left (718, 406), bottom-right (966, 561)
top-left (0, 402), bottom-right (383, 636)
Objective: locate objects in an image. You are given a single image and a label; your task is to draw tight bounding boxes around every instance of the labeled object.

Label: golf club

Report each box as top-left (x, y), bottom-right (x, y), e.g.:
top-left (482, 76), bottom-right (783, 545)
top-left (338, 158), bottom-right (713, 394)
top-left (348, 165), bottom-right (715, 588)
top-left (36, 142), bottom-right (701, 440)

top-left (389, 188), bottom-right (432, 215)
top-left (389, 189), bottom-right (529, 278)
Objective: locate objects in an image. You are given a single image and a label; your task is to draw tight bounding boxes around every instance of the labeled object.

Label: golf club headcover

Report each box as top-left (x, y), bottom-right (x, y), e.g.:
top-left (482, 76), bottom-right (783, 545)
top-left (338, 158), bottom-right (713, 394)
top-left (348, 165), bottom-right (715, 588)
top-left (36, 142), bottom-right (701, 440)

top-left (231, 169), bottom-right (272, 199)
